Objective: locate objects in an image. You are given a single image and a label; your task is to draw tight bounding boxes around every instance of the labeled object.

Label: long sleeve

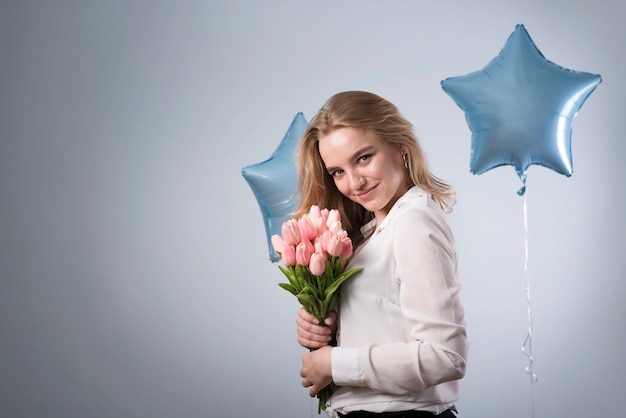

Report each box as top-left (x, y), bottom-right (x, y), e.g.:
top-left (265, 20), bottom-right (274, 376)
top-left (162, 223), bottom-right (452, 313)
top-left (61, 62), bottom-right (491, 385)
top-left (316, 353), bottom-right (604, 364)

top-left (329, 188), bottom-right (468, 415)
top-left (372, 208), bottom-right (466, 391)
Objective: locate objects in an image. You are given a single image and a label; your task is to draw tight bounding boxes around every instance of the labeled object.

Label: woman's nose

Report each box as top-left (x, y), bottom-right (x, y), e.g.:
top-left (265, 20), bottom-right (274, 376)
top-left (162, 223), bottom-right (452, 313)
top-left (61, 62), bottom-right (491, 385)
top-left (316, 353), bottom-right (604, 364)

top-left (348, 170), bottom-right (365, 189)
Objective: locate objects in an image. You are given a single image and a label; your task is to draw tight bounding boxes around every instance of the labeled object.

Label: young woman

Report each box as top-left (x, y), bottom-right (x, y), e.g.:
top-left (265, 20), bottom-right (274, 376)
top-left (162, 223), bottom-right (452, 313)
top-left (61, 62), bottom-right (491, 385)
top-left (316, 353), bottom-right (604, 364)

top-left (294, 91), bottom-right (468, 418)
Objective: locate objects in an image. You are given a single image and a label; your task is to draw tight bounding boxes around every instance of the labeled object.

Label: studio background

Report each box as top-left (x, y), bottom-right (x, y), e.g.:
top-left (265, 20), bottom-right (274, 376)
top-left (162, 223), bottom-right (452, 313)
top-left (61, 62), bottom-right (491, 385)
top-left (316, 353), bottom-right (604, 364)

top-left (1, 1), bottom-right (624, 417)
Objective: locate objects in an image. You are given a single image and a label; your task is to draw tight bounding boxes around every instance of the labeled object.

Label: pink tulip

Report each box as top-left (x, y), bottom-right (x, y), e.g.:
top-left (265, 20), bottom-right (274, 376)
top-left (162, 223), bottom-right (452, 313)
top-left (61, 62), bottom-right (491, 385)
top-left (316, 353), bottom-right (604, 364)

top-left (282, 245), bottom-right (297, 266)
top-left (328, 220), bottom-right (342, 235)
top-left (309, 206), bottom-right (328, 233)
top-left (282, 219), bottom-right (301, 246)
top-left (313, 236), bottom-right (327, 257)
top-left (326, 234), bottom-right (343, 257)
top-left (314, 216), bottom-right (327, 234)
top-left (295, 237), bottom-right (314, 266)
top-left (308, 205), bottom-right (322, 220)
top-left (318, 230), bottom-right (332, 254)
top-left (327, 231), bottom-right (353, 259)
top-left (339, 236), bottom-right (353, 259)
top-left (326, 209), bottom-right (341, 228)
top-left (309, 252), bottom-right (326, 276)
top-left (298, 214), bottom-right (318, 241)
top-left (271, 234), bottom-right (285, 254)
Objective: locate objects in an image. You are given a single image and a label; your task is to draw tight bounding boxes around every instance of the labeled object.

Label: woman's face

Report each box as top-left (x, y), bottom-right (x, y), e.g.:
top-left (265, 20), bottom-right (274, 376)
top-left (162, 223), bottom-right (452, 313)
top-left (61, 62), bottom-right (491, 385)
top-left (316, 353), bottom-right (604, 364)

top-left (318, 127), bottom-right (410, 224)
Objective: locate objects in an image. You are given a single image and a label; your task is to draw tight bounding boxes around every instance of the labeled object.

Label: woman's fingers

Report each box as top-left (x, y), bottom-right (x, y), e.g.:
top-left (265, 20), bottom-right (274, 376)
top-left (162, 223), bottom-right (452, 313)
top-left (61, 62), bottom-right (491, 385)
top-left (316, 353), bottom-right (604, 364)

top-left (296, 307), bottom-right (337, 348)
top-left (297, 315), bottom-right (331, 348)
top-left (300, 347), bottom-right (333, 397)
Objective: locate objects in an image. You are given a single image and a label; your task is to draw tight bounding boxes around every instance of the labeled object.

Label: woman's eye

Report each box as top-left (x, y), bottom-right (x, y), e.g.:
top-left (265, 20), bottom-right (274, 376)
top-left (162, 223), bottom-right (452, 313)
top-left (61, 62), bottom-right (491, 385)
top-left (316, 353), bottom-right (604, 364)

top-left (331, 169), bottom-right (344, 177)
top-left (358, 154), bottom-right (371, 163)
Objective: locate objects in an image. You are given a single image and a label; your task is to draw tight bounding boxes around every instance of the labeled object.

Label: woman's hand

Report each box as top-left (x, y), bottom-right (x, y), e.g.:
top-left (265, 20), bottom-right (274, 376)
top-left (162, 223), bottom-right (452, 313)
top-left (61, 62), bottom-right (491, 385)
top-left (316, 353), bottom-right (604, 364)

top-left (300, 345), bottom-right (333, 397)
top-left (296, 308), bottom-right (337, 349)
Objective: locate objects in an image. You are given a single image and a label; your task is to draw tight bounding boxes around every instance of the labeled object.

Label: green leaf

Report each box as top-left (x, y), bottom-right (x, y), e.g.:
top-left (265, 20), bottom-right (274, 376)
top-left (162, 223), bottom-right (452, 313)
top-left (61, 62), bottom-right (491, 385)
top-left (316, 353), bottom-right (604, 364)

top-left (278, 282), bottom-right (298, 296)
top-left (297, 292), bottom-right (317, 306)
top-left (324, 267), bottom-right (363, 300)
top-left (277, 264), bottom-right (293, 278)
top-left (277, 265), bottom-right (298, 289)
top-left (297, 293), bottom-right (322, 321)
top-left (295, 264), bottom-right (307, 279)
top-left (277, 258), bottom-right (363, 330)
top-left (280, 265), bottom-right (309, 293)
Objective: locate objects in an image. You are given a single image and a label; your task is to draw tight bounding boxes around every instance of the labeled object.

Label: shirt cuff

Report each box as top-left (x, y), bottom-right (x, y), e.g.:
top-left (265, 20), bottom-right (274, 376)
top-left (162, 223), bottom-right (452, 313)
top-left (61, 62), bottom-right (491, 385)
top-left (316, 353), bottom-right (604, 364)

top-left (331, 346), bottom-right (362, 386)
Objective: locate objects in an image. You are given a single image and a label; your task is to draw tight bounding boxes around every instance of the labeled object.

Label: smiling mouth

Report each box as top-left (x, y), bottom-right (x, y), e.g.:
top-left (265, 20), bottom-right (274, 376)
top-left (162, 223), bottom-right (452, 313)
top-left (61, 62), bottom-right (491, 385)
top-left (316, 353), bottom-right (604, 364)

top-left (357, 185), bottom-right (377, 200)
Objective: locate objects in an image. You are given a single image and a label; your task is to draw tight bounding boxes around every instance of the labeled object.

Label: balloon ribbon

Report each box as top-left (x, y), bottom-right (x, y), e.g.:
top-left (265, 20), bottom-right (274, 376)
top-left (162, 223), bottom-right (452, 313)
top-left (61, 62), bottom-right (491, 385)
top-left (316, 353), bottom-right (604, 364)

top-left (521, 194), bottom-right (538, 418)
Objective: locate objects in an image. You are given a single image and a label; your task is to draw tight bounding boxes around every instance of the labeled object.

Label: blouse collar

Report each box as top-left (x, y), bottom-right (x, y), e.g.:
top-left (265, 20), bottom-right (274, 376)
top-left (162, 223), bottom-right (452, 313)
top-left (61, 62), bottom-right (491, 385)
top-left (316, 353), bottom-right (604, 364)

top-left (360, 186), bottom-right (430, 235)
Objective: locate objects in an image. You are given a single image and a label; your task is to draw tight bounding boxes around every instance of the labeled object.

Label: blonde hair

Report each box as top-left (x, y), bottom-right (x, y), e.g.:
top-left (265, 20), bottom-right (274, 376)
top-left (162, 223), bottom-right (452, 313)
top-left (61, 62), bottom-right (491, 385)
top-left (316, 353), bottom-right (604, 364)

top-left (296, 91), bottom-right (455, 246)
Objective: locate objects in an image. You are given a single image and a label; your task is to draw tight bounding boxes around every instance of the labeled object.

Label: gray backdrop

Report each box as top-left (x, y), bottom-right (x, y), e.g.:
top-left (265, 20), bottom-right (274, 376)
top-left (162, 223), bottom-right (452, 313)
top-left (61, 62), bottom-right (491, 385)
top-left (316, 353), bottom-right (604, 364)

top-left (1, 1), bottom-right (624, 417)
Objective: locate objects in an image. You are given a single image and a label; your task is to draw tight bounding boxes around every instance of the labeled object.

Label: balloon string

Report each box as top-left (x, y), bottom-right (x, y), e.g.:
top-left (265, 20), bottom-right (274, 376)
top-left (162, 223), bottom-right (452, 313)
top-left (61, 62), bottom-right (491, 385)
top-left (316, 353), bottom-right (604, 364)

top-left (521, 194), bottom-right (537, 418)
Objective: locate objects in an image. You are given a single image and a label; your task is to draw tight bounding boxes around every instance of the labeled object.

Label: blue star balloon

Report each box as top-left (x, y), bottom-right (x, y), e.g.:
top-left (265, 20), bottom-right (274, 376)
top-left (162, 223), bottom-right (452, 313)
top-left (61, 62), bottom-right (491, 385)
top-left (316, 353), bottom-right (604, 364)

top-left (242, 113), bottom-right (308, 262)
top-left (441, 24), bottom-right (601, 195)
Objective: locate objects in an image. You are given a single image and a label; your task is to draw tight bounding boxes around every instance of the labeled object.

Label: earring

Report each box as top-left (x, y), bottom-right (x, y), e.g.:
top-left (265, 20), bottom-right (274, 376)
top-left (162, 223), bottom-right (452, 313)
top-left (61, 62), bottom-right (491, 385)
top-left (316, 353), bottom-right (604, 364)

top-left (403, 153), bottom-right (409, 169)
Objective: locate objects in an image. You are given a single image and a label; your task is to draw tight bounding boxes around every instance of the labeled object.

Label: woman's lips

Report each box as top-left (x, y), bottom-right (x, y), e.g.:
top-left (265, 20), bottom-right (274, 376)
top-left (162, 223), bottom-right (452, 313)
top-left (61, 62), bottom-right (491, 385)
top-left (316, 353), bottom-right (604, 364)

top-left (357, 185), bottom-right (377, 200)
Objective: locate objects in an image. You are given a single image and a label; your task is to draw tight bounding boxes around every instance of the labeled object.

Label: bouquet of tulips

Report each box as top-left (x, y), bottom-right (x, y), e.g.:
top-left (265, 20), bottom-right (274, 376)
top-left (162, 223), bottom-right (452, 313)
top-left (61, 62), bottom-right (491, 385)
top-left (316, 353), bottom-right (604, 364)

top-left (271, 205), bottom-right (363, 413)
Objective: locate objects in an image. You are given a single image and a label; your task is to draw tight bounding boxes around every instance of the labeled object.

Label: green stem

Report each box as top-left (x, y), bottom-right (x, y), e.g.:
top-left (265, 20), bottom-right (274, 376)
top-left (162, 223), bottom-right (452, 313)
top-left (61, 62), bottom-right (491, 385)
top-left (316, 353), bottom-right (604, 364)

top-left (310, 347), bottom-right (332, 414)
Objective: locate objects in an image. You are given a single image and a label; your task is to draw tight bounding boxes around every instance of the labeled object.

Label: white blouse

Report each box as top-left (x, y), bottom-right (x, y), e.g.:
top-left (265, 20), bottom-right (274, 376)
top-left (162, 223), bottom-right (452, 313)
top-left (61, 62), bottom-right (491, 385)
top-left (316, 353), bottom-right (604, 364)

top-left (328, 187), bottom-right (468, 417)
